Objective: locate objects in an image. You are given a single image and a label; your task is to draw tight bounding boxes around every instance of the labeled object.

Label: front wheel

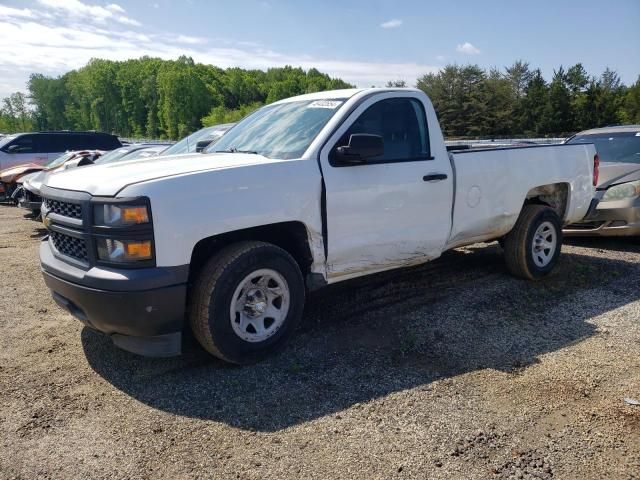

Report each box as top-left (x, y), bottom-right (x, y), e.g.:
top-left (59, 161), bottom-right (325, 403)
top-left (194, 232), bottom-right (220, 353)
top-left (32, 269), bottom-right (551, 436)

top-left (503, 205), bottom-right (562, 280)
top-left (188, 241), bottom-right (305, 364)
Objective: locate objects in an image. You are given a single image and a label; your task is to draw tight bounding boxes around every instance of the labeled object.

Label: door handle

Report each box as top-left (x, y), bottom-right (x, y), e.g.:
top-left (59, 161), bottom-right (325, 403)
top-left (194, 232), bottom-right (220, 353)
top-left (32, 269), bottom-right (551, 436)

top-left (423, 173), bottom-right (448, 182)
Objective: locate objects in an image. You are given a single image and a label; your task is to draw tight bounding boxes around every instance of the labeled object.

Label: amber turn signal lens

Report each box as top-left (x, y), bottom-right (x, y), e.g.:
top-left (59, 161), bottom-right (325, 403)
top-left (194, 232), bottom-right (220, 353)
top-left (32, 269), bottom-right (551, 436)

top-left (125, 240), bottom-right (152, 259)
top-left (121, 206), bottom-right (149, 224)
top-left (96, 238), bottom-right (153, 263)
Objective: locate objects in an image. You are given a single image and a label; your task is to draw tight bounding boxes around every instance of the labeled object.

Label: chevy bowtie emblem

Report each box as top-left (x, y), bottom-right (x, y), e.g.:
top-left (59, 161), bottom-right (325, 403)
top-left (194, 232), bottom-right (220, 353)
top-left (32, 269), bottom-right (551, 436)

top-left (43, 215), bottom-right (52, 228)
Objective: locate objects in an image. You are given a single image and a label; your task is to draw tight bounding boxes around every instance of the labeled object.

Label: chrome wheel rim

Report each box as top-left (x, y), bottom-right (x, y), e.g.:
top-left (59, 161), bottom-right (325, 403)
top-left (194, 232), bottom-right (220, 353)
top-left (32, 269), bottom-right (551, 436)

top-left (230, 268), bottom-right (290, 343)
top-left (531, 221), bottom-right (557, 268)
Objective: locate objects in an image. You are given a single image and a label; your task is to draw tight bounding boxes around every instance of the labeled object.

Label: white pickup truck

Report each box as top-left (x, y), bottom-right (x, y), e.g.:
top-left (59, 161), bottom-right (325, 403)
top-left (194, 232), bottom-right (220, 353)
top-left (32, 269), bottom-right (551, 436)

top-left (39, 88), bottom-right (598, 363)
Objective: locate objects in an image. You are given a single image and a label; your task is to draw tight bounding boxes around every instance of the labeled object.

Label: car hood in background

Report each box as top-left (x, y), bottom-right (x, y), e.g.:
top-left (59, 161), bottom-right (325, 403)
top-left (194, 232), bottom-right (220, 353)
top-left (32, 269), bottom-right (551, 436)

top-left (0, 163), bottom-right (44, 182)
top-left (17, 171), bottom-right (41, 185)
top-left (597, 162), bottom-right (640, 189)
top-left (43, 152), bottom-right (283, 196)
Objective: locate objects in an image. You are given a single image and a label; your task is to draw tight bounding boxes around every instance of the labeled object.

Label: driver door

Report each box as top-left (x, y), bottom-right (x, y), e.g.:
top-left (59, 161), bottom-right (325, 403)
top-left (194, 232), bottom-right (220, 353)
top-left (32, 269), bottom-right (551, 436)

top-left (319, 92), bottom-right (453, 281)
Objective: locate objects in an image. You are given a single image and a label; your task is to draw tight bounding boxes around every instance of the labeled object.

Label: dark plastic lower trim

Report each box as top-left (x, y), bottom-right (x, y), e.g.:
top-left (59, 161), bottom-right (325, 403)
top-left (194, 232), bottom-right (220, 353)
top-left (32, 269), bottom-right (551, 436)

top-left (42, 269), bottom-right (186, 337)
top-left (111, 332), bottom-right (182, 357)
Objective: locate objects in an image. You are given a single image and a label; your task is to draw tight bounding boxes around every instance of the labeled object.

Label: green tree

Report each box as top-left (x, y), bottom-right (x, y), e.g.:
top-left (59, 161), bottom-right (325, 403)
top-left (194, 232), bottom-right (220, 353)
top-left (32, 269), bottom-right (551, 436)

top-left (157, 56), bottom-right (217, 139)
top-left (417, 65), bottom-right (487, 136)
top-left (543, 67), bottom-right (573, 134)
top-left (28, 74), bottom-right (69, 130)
top-left (520, 69), bottom-right (548, 135)
top-left (620, 77), bottom-right (640, 123)
top-left (386, 80), bottom-right (407, 88)
top-left (0, 93), bottom-right (32, 132)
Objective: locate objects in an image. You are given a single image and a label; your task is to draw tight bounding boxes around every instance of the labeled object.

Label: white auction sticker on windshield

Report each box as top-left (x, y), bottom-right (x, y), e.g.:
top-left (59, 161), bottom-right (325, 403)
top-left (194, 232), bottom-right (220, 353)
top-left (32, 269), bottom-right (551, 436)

top-left (308, 100), bottom-right (342, 109)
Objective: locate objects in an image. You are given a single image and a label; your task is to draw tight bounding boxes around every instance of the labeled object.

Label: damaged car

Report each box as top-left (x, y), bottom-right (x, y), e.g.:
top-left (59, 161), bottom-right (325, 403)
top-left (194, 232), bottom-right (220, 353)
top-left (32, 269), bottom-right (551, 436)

top-left (564, 125), bottom-right (640, 237)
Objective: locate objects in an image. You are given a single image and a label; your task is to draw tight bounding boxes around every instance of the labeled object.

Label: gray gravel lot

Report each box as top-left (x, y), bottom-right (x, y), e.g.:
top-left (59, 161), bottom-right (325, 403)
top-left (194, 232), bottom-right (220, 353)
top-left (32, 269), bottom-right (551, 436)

top-left (0, 204), bottom-right (639, 479)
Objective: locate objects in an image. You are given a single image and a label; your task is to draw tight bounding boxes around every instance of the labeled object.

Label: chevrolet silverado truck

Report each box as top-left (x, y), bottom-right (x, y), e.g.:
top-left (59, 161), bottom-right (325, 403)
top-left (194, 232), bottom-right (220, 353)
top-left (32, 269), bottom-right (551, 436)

top-left (39, 88), bottom-right (599, 363)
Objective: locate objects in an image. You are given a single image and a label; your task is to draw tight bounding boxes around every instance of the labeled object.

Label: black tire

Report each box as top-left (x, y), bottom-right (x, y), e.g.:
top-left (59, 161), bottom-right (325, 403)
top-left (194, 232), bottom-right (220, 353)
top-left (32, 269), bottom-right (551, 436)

top-left (188, 241), bottom-right (305, 364)
top-left (503, 205), bottom-right (562, 280)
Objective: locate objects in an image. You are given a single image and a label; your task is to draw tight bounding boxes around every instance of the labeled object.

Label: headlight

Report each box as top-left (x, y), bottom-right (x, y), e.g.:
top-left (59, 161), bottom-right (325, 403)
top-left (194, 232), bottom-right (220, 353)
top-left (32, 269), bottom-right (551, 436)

top-left (601, 180), bottom-right (640, 202)
top-left (94, 204), bottom-right (150, 226)
top-left (96, 238), bottom-right (153, 263)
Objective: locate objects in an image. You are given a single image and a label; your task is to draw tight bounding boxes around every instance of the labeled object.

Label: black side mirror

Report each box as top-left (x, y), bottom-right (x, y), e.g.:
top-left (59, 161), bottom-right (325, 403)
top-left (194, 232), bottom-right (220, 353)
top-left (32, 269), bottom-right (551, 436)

top-left (335, 134), bottom-right (384, 164)
top-left (196, 139), bottom-right (213, 153)
top-left (76, 157), bottom-right (95, 167)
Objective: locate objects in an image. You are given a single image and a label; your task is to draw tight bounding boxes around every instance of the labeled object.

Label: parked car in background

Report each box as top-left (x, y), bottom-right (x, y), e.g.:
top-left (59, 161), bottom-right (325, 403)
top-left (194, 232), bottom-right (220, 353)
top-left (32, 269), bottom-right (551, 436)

top-left (161, 123), bottom-right (234, 156)
top-left (0, 131), bottom-right (121, 199)
top-left (93, 144), bottom-right (169, 165)
top-left (17, 150), bottom-right (104, 213)
top-left (20, 144), bottom-right (172, 210)
top-left (115, 145), bottom-right (167, 161)
top-left (564, 125), bottom-right (640, 236)
top-left (38, 88), bottom-right (597, 362)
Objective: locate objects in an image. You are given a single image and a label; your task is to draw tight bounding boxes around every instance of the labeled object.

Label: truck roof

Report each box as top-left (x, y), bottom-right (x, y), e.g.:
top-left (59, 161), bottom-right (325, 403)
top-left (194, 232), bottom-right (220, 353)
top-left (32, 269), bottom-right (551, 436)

top-left (576, 125), bottom-right (640, 135)
top-left (273, 87), bottom-right (422, 104)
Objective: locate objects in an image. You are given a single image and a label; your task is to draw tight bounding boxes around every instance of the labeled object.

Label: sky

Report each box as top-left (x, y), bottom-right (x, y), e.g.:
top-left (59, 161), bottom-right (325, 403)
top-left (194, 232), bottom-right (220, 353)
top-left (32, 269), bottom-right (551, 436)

top-left (0, 0), bottom-right (638, 98)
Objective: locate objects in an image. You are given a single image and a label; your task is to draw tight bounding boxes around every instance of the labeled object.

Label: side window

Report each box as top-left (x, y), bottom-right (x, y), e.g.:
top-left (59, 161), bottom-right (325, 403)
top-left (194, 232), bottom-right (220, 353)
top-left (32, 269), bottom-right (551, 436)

top-left (66, 134), bottom-right (92, 150)
top-left (6, 134), bottom-right (35, 154)
top-left (48, 134), bottom-right (72, 153)
top-left (331, 97), bottom-right (431, 165)
top-left (36, 134), bottom-right (56, 153)
top-left (95, 135), bottom-right (121, 150)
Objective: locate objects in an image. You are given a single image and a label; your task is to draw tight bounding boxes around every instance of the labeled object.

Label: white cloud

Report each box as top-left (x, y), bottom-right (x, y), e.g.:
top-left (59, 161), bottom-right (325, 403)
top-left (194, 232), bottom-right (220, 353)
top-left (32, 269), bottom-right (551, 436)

top-left (456, 42), bottom-right (481, 55)
top-left (106, 3), bottom-right (125, 13)
top-left (380, 19), bottom-right (402, 29)
top-left (176, 35), bottom-right (208, 45)
top-left (36, 0), bottom-right (141, 26)
top-left (116, 15), bottom-right (141, 26)
top-left (0, 3), bottom-right (439, 97)
top-left (0, 5), bottom-right (35, 18)
top-left (436, 55), bottom-right (446, 62)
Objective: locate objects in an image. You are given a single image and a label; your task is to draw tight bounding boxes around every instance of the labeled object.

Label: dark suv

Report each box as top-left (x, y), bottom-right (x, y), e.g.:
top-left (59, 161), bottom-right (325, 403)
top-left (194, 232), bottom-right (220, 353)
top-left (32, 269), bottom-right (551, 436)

top-left (0, 131), bottom-right (122, 171)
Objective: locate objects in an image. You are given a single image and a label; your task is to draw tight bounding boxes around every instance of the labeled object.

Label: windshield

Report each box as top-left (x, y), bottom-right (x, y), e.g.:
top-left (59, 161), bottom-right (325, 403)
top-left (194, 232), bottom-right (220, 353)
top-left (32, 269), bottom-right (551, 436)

top-left (123, 148), bottom-right (161, 160)
top-left (567, 132), bottom-right (640, 164)
top-left (94, 147), bottom-right (139, 165)
top-left (45, 151), bottom-right (75, 168)
top-left (0, 134), bottom-right (18, 149)
top-left (210, 99), bottom-right (345, 159)
top-left (161, 127), bottom-right (221, 156)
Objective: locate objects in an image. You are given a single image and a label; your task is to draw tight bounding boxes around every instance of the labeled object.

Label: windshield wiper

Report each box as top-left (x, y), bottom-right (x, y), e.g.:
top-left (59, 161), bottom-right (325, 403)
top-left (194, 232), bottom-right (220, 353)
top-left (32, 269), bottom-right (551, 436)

top-left (215, 147), bottom-right (259, 154)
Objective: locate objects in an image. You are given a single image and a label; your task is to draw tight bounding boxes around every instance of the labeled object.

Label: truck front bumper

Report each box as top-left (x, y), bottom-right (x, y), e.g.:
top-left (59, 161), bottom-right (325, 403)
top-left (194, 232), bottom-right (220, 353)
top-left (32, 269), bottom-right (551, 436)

top-left (40, 240), bottom-right (188, 357)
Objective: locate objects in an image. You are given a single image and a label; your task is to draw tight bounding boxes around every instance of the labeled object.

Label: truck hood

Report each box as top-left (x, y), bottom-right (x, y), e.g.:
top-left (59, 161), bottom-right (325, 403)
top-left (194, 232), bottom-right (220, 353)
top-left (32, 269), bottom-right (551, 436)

top-left (597, 162), bottom-right (640, 189)
top-left (43, 152), bottom-right (282, 196)
top-left (23, 170), bottom-right (47, 193)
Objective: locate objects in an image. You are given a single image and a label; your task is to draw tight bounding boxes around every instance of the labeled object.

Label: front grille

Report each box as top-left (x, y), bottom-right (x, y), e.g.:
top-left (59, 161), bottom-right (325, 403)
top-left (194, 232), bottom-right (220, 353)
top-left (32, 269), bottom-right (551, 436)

top-left (50, 231), bottom-right (88, 261)
top-left (24, 190), bottom-right (42, 204)
top-left (44, 198), bottom-right (82, 219)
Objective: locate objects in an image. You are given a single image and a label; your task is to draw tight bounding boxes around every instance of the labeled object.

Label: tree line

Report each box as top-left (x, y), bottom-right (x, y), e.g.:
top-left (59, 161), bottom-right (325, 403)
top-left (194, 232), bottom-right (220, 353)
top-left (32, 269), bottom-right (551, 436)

top-left (413, 61), bottom-right (640, 138)
top-left (0, 56), bottom-right (353, 139)
top-left (1, 57), bottom-right (638, 139)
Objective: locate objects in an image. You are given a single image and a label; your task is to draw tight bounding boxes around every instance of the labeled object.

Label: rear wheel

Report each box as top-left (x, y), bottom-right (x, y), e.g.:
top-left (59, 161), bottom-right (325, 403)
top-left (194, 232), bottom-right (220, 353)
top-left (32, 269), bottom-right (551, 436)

top-left (188, 241), bottom-right (305, 364)
top-left (503, 205), bottom-right (562, 280)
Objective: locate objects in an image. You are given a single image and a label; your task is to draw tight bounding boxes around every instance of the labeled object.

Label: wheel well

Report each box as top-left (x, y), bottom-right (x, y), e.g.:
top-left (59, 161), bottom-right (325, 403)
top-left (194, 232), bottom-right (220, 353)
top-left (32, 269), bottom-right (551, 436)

top-left (524, 183), bottom-right (569, 221)
top-left (188, 222), bottom-right (314, 282)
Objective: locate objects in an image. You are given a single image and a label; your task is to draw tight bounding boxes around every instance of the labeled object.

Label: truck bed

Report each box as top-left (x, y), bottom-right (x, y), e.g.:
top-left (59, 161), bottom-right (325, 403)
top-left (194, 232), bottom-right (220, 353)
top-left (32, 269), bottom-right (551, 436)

top-left (446, 143), bottom-right (596, 249)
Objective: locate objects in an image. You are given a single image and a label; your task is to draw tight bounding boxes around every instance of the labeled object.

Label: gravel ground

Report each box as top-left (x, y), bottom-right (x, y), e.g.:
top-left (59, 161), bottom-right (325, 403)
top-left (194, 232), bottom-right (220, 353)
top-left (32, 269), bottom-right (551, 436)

top-left (0, 203), bottom-right (639, 480)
